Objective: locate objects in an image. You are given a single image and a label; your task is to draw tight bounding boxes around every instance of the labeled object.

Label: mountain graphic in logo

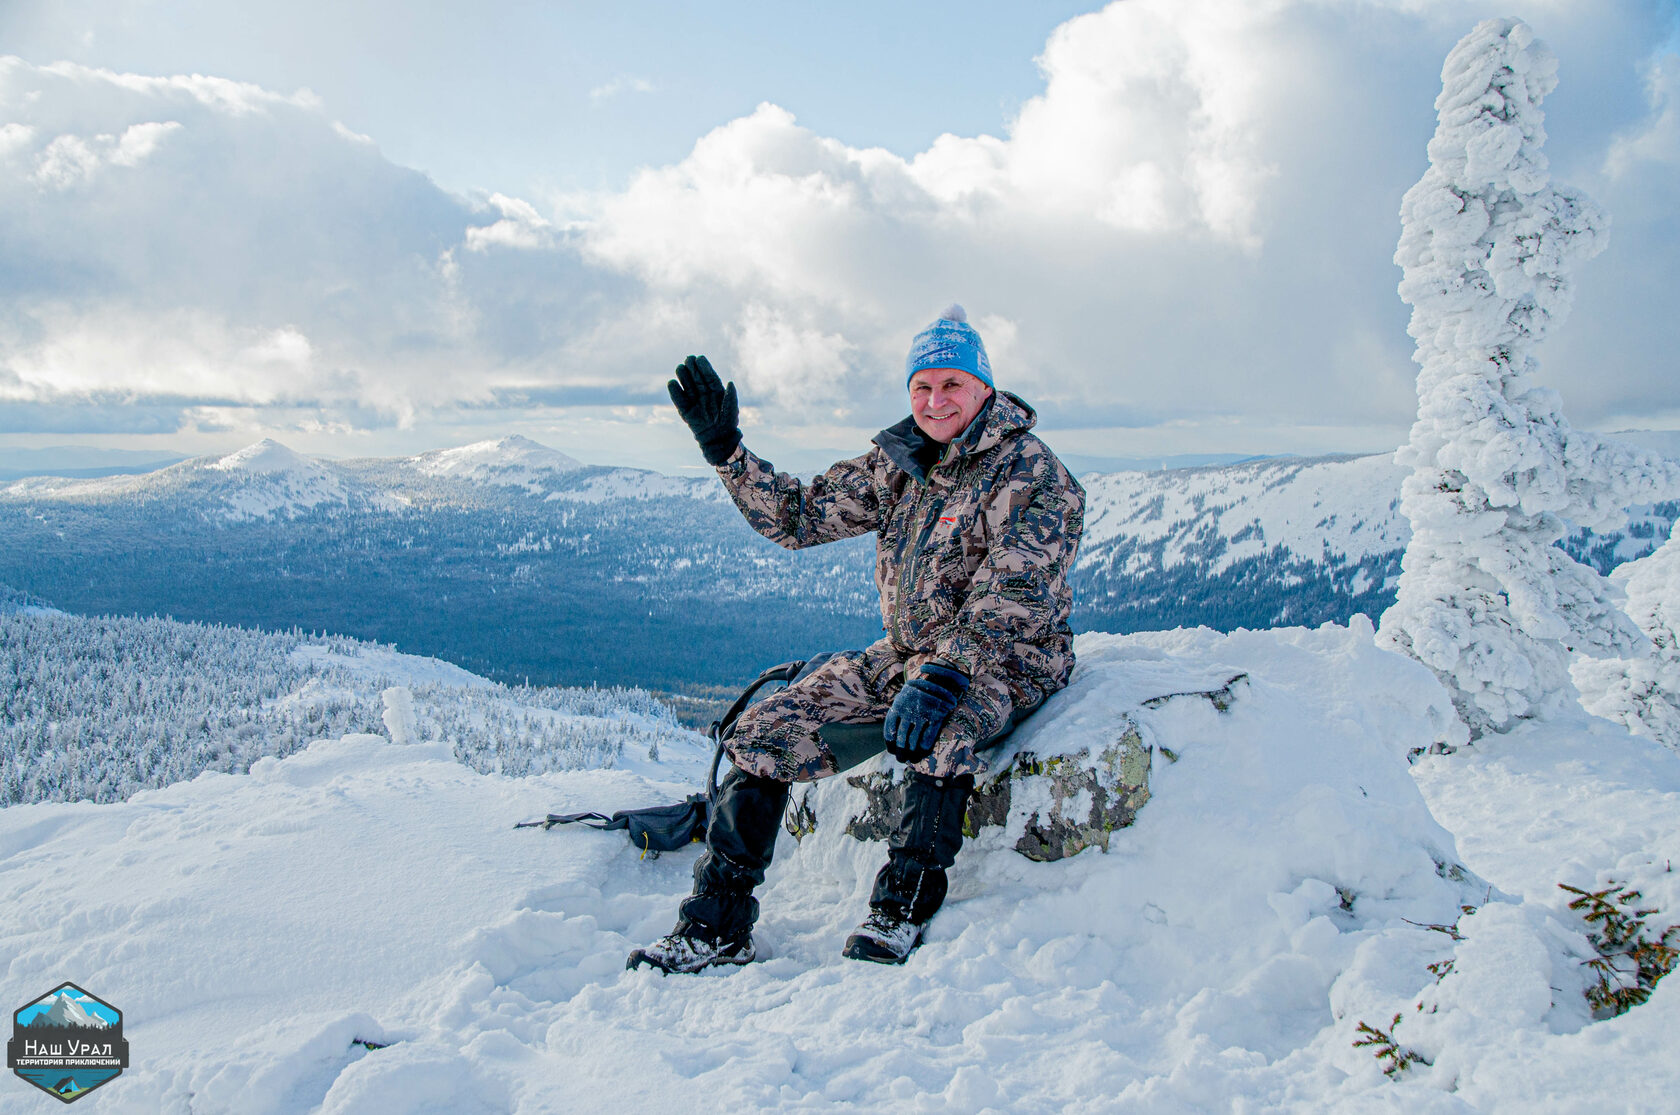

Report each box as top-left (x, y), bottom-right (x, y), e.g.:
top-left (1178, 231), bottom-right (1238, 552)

top-left (22, 993), bottom-right (114, 1031)
top-left (7, 983), bottom-right (128, 1103)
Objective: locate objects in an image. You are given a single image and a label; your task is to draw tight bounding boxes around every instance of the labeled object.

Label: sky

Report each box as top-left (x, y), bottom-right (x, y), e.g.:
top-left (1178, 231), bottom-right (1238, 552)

top-left (1, 0), bottom-right (1677, 475)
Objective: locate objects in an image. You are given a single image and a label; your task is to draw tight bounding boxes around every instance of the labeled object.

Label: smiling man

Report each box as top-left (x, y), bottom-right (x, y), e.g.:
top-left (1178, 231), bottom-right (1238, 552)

top-left (631, 304), bottom-right (1085, 972)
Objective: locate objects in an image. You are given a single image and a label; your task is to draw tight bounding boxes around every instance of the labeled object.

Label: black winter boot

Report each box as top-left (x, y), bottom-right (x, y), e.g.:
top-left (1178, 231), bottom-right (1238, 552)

top-left (628, 764), bottom-right (789, 973)
top-left (844, 771), bottom-right (973, 964)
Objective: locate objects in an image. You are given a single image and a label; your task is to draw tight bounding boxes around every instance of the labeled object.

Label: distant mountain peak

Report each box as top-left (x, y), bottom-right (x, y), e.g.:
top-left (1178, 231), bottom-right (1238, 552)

top-left (207, 439), bottom-right (319, 476)
top-left (497, 434), bottom-right (555, 452)
top-left (413, 435), bottom-right (583, 484)
top-left (190, 439), bottom-right (370, 520)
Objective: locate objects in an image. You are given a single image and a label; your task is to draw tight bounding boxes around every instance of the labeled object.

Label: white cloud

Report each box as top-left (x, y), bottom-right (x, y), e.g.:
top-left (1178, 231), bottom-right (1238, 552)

top-left (588, 76), bottom-right (655, 103)
top-left (239, 325), bottom-right (314, 372)
top-left (1, 307), bottom-right (318, 405)
top-left (1606, 53), bottom-right (1680, 176)
top-left (907, 0), bottom-right (1281, 245)
top-left (35, 59), bottom-right (319, 116)
top-left (568, 0), bottom-right (1680, 440)
top-left (32, 133), bottom-right (100, 187)
top-left (110, 119), bottom-right (178, 164)
top-left (728, 304), bottom-right (860, 411)
top-left (464, 193), bottom-right (559, 252)
top-left (0, 122), bottom-right (34, 159)
top-left (31, 119), bottom-right (180, 187)
top-left (0, 2), bottom-right (1675, 459)
top-left (583, 103), bottom-right (923, 300)
top-left (0, 55), bottom-right (521, 422)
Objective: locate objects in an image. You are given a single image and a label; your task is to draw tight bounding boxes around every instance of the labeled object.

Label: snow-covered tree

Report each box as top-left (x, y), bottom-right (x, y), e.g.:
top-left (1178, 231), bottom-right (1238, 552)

top-left (1377, 19), bottom-right (1680, 740)
top-left (1573, 522), bottom-right (1680, 750)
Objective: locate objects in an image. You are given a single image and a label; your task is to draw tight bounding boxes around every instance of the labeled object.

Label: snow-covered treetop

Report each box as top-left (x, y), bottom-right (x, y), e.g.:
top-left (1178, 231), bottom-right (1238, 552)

top-left (1425, 19), bottom-right (1557, 199)
top-left (1617, 519), bottom-right (1680, 659)
top-left (1394, 17), bottom-right (1679, 530)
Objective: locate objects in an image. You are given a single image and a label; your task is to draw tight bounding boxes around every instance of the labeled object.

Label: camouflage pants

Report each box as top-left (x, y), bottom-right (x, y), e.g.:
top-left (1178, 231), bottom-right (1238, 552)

top-left (724, 639), bottom-right (1013, 782)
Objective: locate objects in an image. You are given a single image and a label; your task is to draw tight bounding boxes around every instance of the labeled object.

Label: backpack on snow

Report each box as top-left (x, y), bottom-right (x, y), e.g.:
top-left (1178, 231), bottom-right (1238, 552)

top-left (514, 659), bottom-right (807, 856)
top-left (513, 795), bottom-right (712, 856)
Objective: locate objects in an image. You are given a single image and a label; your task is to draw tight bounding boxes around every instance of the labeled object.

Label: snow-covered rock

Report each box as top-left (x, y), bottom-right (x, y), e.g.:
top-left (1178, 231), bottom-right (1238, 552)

top-left (789, 673), bottom-right (1248, 863)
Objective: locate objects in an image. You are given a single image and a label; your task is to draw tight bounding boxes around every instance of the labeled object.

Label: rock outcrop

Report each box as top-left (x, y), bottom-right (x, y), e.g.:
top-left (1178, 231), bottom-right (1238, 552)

top-left (784, 673), bottom-right (1248, 862)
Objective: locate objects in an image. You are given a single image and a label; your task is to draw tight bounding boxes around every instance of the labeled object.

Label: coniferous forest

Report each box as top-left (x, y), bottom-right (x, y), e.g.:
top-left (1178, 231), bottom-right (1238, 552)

top-left (0, 605), bottom-right (693, 806)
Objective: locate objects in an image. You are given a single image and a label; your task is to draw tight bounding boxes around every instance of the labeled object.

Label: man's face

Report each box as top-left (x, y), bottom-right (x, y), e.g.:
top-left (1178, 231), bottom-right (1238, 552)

top-left (909, 368), bottom-right (992, 444)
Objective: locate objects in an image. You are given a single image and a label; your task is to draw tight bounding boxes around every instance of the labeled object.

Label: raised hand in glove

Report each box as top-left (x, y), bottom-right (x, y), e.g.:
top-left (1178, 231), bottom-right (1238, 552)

top-left (667, 354), bottom-right (742, 467)
top-left (883, 663), bottom-right (970, 763)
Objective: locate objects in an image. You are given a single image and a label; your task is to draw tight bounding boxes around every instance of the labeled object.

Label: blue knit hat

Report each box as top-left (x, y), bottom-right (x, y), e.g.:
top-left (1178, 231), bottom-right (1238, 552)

top-left (905, 304), bottom-right (993, 389)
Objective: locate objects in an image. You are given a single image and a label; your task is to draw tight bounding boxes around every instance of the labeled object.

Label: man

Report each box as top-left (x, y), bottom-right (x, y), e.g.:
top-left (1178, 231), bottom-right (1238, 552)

top-left (628, 305), bottom-right (1084, 972)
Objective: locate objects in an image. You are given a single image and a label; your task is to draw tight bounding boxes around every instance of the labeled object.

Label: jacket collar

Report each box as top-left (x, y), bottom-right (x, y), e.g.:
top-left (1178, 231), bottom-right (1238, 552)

top-left (873, 391), bottom-right (1037, 484)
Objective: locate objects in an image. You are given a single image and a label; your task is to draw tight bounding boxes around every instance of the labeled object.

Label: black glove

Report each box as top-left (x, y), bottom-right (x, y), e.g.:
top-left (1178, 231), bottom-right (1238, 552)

top-left (883, 663), bottom-right (970, 763)
top-left (667, 354), bottom-right (742, 467)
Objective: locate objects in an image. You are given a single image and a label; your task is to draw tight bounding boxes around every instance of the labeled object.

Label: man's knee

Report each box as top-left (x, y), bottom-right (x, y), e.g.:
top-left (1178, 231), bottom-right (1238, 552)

top-left (725, 661), bottom-right (884, 780)
top-left (725, 695), bottom-right (833, 782)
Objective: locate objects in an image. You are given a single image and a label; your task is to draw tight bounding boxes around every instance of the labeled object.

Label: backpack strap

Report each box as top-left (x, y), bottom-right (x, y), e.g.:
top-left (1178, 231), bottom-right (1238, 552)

top-left (513, 811), bottom-right (618, 831)
top-left (706, 659), bottom-right (806, 801)
top-left (517, 658), bottom-right (815, 854)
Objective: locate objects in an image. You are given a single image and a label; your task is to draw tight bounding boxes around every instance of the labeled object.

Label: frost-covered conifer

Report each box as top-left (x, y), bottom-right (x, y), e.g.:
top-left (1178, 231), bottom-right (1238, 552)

top-left (1378, 19), bottom-right (1680, 739)
top-left (1573, 523), bottom-right (1680, 750)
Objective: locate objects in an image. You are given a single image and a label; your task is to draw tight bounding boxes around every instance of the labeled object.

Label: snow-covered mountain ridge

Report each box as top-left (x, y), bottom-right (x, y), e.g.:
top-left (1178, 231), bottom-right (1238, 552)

top-left (391, 434), bottom-right (719, 505)
top-left (0, 435), bottom-right (720, 520)
top-left (2, 436), bottom-right (1673, 692)
top-left (5, 434), bottom-right (1665, 560)
top-left (2, 437), bottom-right (391, 521)
top-left (1082, 452), bottom-right (1407, 569)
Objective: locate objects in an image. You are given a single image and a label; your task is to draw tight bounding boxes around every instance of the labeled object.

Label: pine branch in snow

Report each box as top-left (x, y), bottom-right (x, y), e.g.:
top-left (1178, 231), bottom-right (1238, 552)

top-left (1378, 18), bottom-right (1680, 739)
top-left (1559, 881), bottom-right (1679, 1017)
top-left (1352, 1013), bottom-right (1431, 1078)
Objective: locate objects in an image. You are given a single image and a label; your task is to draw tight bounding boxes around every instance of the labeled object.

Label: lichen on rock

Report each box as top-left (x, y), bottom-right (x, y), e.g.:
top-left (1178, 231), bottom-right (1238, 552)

top-left (782, 672), bottom-right (1249, 862)
top-left (838, 770), bottom-right (904, 844)
top-left (971, 719), bottom-right (1153, 861)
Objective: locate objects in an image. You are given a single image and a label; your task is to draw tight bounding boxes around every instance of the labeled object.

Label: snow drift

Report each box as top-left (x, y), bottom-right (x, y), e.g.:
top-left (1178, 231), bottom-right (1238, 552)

top-left (5, 624), bottom-right (1677, 1112)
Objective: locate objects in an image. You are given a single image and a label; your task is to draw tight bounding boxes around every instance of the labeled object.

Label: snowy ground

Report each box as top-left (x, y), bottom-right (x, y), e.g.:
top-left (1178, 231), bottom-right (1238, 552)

top-left (2, 624), bottom-right (1677, 1113)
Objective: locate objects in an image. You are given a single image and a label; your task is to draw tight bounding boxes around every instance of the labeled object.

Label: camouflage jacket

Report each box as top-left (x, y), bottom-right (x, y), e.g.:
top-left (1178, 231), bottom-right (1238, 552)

top-left (715, 391), bottom-right (1085, 706)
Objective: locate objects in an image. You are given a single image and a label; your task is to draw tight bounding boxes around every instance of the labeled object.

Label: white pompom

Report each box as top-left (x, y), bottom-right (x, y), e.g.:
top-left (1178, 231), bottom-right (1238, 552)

top-left (938, 303), bottom-right (967, 324)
